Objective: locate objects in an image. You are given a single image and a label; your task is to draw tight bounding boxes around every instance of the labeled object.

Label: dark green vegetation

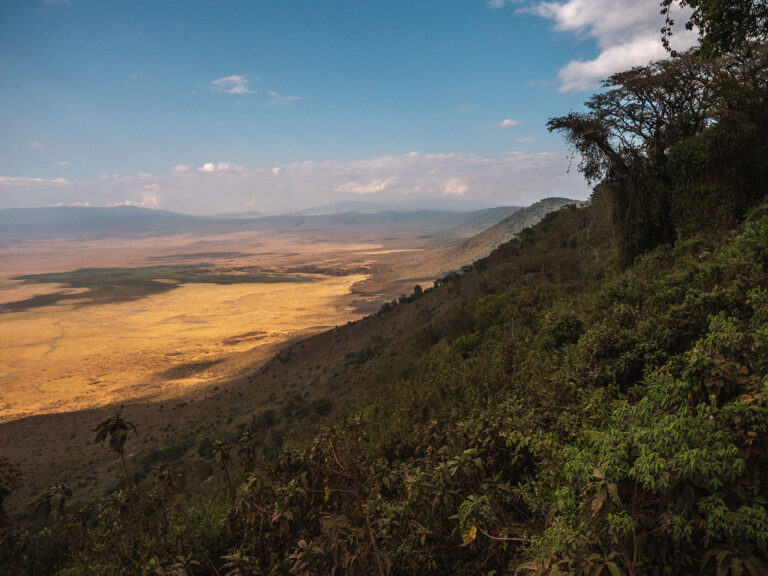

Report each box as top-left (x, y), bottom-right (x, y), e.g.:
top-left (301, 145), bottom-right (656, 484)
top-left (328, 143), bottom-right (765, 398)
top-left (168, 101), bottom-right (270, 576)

top-left (3, 31), bottom-right (768, 576)
top-left (1, 265), bottom-right (313, 312)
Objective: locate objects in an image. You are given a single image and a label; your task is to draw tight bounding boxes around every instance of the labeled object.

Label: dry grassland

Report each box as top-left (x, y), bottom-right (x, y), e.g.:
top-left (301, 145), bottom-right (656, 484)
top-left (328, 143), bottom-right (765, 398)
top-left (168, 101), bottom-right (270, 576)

top-left (0, 230), bottom-right (431, 424)
top-left (0, 276), bottom-right (366, 422)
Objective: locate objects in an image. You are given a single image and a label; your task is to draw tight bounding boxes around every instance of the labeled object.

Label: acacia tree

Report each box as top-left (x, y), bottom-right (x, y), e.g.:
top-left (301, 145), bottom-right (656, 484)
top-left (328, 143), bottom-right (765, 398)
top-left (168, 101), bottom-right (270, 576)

top-left (547, 51), bottom-right (717, 184)
top-left (547, 50), bottom-right (719, 263)
top-left (93, 406), bottom-right (139, 487)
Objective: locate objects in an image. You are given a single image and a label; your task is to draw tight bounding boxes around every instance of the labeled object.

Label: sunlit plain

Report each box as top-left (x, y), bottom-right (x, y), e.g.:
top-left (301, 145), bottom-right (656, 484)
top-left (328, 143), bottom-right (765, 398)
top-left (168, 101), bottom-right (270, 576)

top-left (0, 230), bottom-right (418, 423)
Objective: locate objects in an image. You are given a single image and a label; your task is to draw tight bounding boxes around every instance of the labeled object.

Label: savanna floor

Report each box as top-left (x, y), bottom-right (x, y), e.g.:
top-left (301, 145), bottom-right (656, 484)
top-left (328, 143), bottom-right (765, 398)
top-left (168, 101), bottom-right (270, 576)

top-left (0, 230), bottom-right (436, 424)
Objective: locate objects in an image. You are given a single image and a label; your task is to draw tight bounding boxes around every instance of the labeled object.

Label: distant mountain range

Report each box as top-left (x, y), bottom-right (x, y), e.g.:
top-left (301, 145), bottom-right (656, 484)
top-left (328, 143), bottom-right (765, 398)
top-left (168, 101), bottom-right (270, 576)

top-left (0, 206), bottom-right (206, 241)
top-left (293, 198), bottom-right (497, 215)
top-left (0, 204), bottom-right (526, 243)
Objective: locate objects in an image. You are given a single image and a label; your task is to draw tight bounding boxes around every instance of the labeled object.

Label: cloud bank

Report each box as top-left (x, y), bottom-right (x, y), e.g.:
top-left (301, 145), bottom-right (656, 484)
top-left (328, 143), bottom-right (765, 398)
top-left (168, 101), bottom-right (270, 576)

top-left (503, 0), bottom-right (699, 91)
top-left (0, 151), bottom-right (590, 214)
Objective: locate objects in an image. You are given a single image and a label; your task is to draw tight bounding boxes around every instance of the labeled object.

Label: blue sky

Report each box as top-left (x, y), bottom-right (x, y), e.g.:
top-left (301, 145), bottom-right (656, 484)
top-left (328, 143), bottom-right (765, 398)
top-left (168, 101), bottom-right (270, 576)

top-left (0, 0), bottom-right (696, 213)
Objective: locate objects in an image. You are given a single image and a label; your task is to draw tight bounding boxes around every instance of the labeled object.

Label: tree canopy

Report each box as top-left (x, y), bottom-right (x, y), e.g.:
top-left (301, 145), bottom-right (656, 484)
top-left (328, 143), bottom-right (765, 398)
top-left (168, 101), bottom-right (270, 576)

top-left (547, 51), bottom-right (717, 184)
top-left (662, 0), bottom-right (768, 55)
top-left (548, 43), bottom-right (768, 263)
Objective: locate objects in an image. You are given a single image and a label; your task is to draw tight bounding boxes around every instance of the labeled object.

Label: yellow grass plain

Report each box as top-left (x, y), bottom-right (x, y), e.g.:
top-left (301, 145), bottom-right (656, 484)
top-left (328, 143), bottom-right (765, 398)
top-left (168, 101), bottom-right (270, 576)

top-left (0, 275), bottom-right (367, 423)
top-left (0, 230), bottom-right (432, 424)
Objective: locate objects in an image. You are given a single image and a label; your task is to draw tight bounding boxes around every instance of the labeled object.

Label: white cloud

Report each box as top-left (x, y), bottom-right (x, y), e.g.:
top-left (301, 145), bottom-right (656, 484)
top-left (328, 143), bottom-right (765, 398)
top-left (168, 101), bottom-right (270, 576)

top-left (210, 75), bottom-right (254, 95)
top-left (272, 166), bottom-right (281, 176)
top-left (143, 183), bottom-right (160, 191)
top-left (488, 118), bottom-right (520, 129)
top-left (47, 201), bottom-right (90, 207)
top-left (173, 163), bottom-right (190, 172)
top-left (43, 0), bottom-right (71, 5)
top-left (140, 193), bottom-right (158, 207)
top-left (515, 0), bottom-right (698, 91)
top-left (114, 194), bottom-right (159, 209)
top-left (54, 161), bottom-right (70, 167)
top-left (197, 161), bottom-right (244, 173)
top-left (27, 141), bottom-right (44, 149)
top-left (335, 177), bottom-right (399, 195)
top-left (557, 32), bottom-right (674, 91)
top-left (266, 90), bottom-right (305, 106)
top-left (443, 178), bottom-right (469, 196)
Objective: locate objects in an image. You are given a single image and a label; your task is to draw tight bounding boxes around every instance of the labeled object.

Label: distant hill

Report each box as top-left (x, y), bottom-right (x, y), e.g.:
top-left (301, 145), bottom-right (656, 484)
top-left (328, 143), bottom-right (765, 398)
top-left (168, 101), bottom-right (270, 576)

top-left (461, 196), bottom-right (585, 255)
top-left (0, 205), bottom-right (521, 243)
top-left (294, 198), bottom-right (498, 215)
top-left (253, 207), bottom-right (520, 240)
top-left (413, 197), bottom-right (584, 275)
top-left (211, 210), bottom-right (264, 219)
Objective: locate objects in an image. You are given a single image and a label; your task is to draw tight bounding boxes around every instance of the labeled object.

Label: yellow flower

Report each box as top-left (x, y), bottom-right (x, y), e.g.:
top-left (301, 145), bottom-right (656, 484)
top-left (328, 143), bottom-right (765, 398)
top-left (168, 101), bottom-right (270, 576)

top-left (461, 525), bottom-right (477, 544)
